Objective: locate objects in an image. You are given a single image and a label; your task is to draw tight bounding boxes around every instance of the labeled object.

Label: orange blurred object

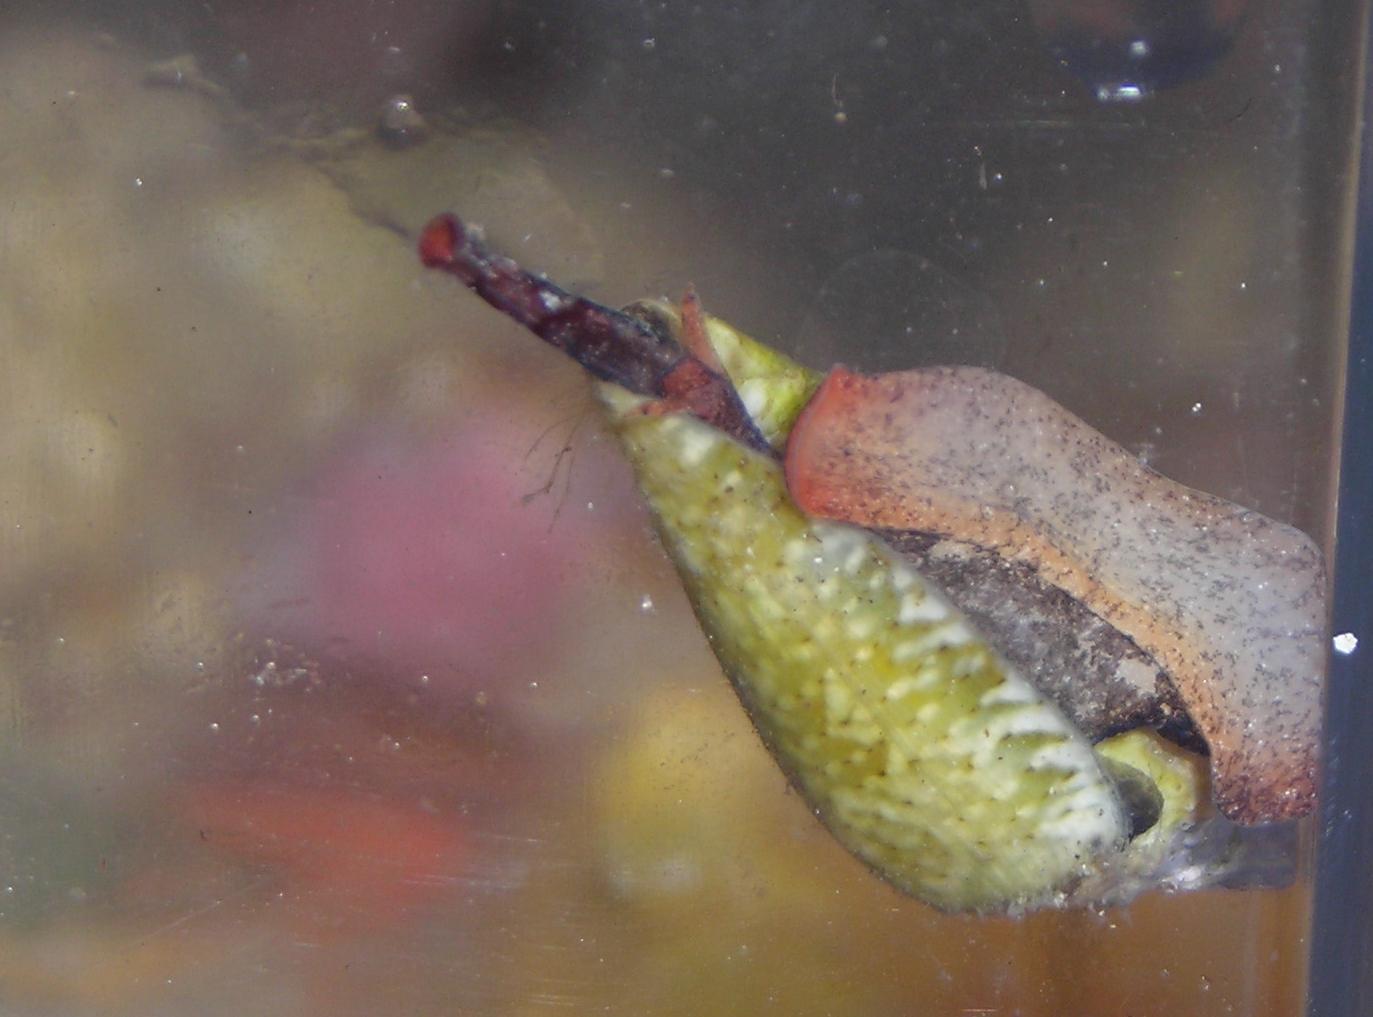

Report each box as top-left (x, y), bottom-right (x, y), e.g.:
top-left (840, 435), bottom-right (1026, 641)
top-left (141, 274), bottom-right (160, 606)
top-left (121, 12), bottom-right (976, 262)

top-left (182, 782), bottom-right (469, 934)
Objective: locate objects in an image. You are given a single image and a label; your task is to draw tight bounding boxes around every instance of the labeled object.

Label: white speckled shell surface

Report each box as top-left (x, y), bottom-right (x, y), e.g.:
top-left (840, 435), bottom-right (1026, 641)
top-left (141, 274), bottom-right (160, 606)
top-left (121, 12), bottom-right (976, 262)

top-left (601, 389), bottom-right (1132, 912)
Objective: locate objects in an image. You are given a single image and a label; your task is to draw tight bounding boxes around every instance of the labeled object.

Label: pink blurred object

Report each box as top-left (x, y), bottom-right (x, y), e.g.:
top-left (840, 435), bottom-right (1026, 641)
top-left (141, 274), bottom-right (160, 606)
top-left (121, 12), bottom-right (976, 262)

top-left (250, 408), bottom-right (635, 695)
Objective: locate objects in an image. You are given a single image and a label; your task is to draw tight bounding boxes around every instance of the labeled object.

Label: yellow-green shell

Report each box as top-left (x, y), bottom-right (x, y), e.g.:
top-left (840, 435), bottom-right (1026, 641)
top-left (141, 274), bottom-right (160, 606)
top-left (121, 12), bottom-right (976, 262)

top-left (598, 310), bottom-right (1210, 913)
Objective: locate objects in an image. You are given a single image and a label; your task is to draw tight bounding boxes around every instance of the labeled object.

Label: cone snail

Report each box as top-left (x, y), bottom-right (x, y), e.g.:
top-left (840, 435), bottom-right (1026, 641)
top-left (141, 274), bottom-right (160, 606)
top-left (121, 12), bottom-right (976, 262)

top-left (419, 214), bottom-right (1325, 913)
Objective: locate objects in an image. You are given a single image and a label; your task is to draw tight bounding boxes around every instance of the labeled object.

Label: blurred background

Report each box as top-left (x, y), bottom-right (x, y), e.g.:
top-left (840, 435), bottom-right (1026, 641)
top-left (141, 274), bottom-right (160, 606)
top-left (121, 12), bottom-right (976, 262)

top-left (0, 2), bottom-right (1359, 1014)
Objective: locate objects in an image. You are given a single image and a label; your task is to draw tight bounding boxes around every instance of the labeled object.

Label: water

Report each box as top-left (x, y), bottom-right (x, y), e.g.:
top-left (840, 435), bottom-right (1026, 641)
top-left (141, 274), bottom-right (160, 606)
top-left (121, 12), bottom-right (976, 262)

top-left (0, 3), bottom-right (1359, 1015)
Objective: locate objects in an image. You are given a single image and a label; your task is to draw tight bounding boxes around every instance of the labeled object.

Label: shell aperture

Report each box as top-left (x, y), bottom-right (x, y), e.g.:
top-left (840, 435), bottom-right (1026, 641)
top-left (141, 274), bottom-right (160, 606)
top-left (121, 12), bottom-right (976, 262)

top-left (785, 367), bottom-right (1325, 824)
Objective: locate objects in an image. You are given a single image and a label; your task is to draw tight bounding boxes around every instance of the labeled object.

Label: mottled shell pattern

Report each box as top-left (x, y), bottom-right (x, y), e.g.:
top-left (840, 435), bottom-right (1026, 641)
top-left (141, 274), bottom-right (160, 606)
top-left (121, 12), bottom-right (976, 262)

top-left (598, 308), bottom-right (1237, 914)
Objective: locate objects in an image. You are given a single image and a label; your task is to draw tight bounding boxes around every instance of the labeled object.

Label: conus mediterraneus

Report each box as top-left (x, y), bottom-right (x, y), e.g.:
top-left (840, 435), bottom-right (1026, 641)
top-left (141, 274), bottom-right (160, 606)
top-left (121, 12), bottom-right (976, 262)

top-left (418, 213), bottom-right (1324, 915)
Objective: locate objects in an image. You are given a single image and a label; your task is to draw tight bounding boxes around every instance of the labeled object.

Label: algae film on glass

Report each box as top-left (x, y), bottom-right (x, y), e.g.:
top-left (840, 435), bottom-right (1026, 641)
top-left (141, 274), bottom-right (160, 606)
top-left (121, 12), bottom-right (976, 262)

top-left (418, 212), bottom-right (1325, 916)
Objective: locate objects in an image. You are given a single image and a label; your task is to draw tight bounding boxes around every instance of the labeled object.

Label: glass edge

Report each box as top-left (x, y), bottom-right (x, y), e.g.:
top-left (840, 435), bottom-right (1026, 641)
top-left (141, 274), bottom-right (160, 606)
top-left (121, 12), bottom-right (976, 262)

top-left (1309, 0), bottom-right (1373, 1013)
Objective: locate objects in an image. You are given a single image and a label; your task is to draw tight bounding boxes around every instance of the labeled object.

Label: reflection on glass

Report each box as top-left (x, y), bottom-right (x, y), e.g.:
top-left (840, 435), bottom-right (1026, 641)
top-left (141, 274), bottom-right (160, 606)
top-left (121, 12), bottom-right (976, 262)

top-left (1027, 0), bottom-right (1249, 102)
